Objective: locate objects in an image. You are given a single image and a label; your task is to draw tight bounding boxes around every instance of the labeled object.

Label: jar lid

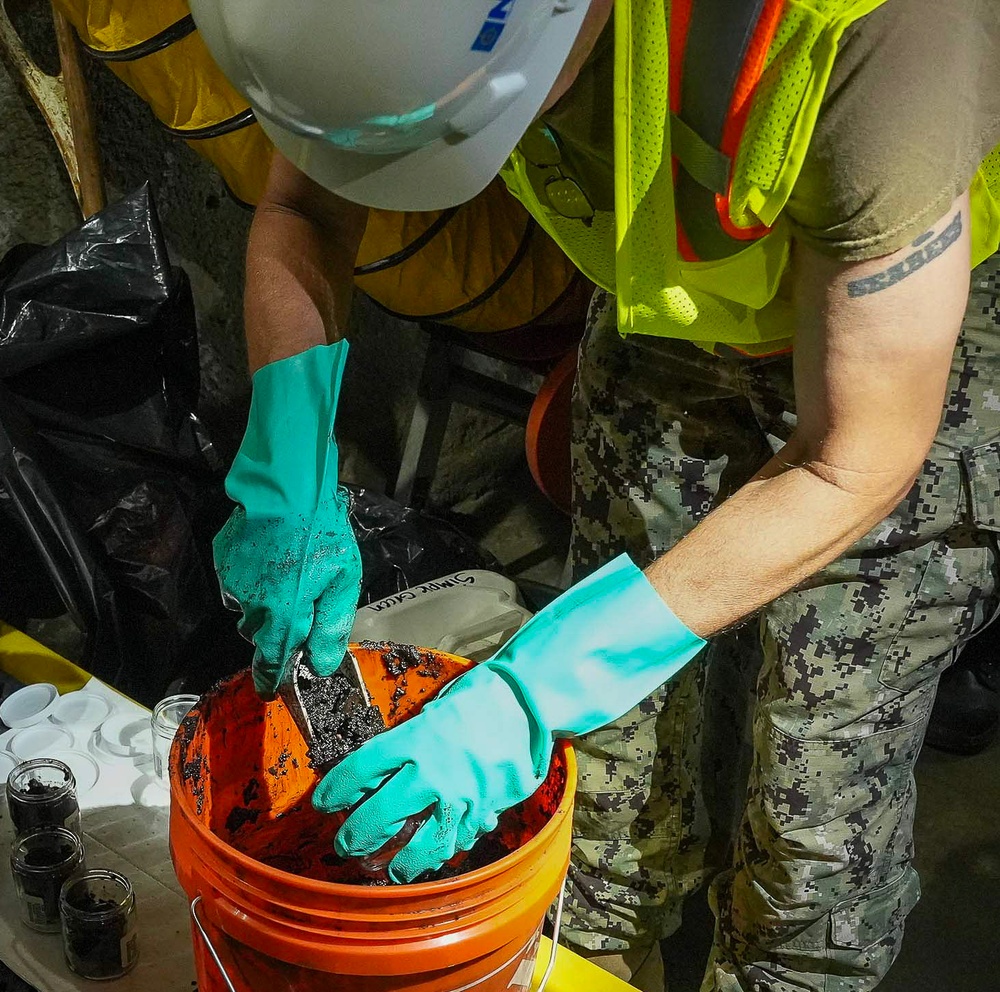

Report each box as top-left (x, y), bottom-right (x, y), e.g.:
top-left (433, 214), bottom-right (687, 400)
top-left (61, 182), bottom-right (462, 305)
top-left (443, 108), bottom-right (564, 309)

top-left (51, 693), bottom-right (112, 731)
top-left (98, 715), bottom-right (152, 758)
top-left (0, 727), bottom-right (20, 753)
top-left (0, 684), bottom-right (59, 729)
top-left (10, 725), bottom-right (75, 762)
top-left (48, 750), bottom-right (100, 795)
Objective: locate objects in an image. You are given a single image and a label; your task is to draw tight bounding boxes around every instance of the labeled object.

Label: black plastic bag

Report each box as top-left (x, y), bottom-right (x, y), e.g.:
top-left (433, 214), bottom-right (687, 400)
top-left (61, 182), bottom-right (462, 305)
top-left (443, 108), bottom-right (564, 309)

top-left (349, 487), bottom-right (498, 606)
top-left (0, 187), bottom-right (499, 704)
top-left (0, 186), bottom-right (249, 705)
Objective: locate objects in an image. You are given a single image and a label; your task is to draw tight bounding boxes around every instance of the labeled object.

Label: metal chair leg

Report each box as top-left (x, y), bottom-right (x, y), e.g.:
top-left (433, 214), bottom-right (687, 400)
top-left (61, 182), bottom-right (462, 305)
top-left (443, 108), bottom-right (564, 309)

top-left (393, 336), bottom-right (454, 509)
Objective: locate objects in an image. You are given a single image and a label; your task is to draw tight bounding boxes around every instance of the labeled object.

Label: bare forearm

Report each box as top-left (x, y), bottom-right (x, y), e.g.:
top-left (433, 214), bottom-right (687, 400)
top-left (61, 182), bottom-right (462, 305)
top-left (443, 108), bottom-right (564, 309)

top-left (646, 439), bottom-right (916, 637)
top-left (244, 156), bottom-right (367, 374)
top-left (647, 196), bottom-right (969, 640)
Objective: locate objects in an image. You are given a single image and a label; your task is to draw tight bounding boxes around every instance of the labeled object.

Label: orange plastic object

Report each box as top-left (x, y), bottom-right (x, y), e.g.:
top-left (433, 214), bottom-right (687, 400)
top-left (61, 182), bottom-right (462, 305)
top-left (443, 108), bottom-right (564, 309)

top-left (170, 642), bottom-right (576, 992)
top-left (526, 348), bottom-right (577, 515)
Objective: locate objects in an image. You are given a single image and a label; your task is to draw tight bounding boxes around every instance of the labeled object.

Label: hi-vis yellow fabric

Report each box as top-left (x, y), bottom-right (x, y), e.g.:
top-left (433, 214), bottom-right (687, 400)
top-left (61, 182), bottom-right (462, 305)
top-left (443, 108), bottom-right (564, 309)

top-left (503, 0), bottom-right (1000, 352)
top-left (52, 0), bottom-right (583, 334)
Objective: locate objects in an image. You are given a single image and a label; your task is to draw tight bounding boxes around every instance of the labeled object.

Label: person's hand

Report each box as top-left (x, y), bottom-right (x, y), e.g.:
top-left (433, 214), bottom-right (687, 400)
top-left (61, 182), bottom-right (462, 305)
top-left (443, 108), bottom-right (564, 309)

top-left (315, 663), bottom-right (540, 882)
top-left (314, 554), bottom-right (706, 882)
top-left (214, 342), bottom-right (362, 697)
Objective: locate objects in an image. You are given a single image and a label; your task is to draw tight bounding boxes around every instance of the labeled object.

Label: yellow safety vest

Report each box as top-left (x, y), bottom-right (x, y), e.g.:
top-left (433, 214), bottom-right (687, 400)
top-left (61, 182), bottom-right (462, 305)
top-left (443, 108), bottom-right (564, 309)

top-left (500, 0), bottom-right (1000, 354)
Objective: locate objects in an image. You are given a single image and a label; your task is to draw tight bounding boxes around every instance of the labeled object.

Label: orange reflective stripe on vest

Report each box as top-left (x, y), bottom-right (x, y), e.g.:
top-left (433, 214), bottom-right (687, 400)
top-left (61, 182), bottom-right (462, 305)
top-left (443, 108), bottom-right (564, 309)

top-left (669, 0), bottom-right (784, 261)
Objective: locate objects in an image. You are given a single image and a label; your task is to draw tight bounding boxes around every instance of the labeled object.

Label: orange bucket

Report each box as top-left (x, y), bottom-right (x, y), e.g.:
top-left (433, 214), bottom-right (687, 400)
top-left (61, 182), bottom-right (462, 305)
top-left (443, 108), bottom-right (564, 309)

top-left (169, 642), bottom-right (576, 992)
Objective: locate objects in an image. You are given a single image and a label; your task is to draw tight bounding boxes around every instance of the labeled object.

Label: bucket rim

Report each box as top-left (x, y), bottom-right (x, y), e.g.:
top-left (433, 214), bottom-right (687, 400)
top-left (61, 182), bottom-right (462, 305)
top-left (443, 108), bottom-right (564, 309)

top-left (170, 661), bottom-right (577, 899)
top-left (175, 739), bottom-right (575, 898)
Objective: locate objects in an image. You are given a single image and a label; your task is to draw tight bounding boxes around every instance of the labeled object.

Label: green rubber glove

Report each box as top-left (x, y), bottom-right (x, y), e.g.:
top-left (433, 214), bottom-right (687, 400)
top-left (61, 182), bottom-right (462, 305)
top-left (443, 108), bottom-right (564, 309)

top-left (214, 341), bottom-right (362, 698)
top-left (313, 553), bottom-right (706, 882)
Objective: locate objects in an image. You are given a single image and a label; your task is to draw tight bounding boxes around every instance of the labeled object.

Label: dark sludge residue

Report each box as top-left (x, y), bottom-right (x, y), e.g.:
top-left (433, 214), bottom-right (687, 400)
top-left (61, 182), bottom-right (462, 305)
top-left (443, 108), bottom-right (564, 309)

top-left (375, 642), bottom-right (428, 677)
top-left (415, 655), bottom-right (444, 680)
top-left (388, 681), bottom-right (407, 721)
top-left (267, 747), bottom-right (294, 778)
top-left (65, 891), bottom-right (118, 913)
top-left (420, 833), bottom-right (509, 883)
top-left (366, 641), bottom-right (444, 680)
top-left (176, 712), bottom-right (207, 815)
top-left (18, 779), bottom-right (59, 797)
top-left (225, 805), bottom-right (261, 834)
top-left (24, 844), bottom-right (76, 868)
top-left (296, 666), bottom-right (385, 768)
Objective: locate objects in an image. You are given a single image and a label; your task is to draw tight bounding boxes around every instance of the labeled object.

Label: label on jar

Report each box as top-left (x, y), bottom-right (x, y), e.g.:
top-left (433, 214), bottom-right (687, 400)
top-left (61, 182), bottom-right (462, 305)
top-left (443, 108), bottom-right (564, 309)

top-left (23, 895), bottom-right (50, 927)
top-left (121, 927), bottom-right (139, 968)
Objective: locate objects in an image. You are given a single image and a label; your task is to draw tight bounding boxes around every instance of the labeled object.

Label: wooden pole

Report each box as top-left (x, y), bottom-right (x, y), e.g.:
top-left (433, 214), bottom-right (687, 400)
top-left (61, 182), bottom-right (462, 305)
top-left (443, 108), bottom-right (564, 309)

top-left (51, 3), bottom-right (105, 218)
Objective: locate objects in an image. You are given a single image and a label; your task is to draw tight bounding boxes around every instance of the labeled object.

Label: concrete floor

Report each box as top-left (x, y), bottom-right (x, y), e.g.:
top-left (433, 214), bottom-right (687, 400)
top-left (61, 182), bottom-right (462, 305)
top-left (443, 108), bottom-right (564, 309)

top-left (0, 18), bottom-right (997, 992)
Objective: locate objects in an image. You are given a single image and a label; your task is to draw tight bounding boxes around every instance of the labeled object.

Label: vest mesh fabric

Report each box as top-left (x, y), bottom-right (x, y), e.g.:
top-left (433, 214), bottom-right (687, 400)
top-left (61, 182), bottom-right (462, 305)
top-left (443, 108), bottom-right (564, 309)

top-left (500, 147), bottom-right (619, 292)
top-left (731, 0), bottom-right (888, 228)
top-left (971, 146), bottom-right (1000, 267)
top-left (618, 0), bottom-right (702, 329)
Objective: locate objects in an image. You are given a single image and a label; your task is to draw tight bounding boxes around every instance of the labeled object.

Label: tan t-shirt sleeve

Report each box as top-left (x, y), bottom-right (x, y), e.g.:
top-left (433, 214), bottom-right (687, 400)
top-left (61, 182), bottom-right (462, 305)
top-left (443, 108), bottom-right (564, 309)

top-left (785, 0), bottom-right (1000, 262)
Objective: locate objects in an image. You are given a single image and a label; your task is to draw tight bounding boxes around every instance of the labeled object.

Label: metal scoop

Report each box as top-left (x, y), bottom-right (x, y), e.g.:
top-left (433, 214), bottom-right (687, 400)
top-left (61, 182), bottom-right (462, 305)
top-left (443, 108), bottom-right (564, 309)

top-left (278, 647), bottom-right (386, 774)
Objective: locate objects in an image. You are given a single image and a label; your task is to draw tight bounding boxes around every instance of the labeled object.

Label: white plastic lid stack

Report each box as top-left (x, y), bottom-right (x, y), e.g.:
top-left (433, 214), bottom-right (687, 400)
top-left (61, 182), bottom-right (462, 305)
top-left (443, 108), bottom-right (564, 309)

top-left (0, 683), bottom-right (59, 728)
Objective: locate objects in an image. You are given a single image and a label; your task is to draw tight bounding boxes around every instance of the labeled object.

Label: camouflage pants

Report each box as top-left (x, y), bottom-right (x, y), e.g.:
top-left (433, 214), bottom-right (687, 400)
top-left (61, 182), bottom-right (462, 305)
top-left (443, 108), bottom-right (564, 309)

top-left (563, 255), bottom-right (1000, 991)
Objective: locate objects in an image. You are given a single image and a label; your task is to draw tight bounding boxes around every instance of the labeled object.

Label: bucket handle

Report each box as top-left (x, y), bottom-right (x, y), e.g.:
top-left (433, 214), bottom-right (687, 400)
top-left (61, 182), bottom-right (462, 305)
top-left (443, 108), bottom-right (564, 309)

top-left (537, 885), bottom-right (564, 992)
top-left (189, 886), bottom-right (564, 992)
top-left (190, 896), bottom-right (238, 992)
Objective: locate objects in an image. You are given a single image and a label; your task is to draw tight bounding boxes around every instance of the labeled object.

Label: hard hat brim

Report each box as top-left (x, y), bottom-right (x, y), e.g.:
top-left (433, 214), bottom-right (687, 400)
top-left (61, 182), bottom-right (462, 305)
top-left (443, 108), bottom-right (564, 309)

top-left (255, 3), bottom-right (592, 212)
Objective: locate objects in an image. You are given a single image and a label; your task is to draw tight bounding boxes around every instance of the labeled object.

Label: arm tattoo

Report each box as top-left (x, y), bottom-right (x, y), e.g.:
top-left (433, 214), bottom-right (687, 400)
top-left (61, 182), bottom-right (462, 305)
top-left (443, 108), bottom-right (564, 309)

top-left (846, 212), bottom-right (962, 298)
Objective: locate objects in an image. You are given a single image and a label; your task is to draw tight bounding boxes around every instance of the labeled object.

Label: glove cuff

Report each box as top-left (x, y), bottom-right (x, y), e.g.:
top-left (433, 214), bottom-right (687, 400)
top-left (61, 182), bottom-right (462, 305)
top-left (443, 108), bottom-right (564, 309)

top-left (227, 341), bottom-right (350, 516)
top-left (486, 554), bottom-right (707, 746)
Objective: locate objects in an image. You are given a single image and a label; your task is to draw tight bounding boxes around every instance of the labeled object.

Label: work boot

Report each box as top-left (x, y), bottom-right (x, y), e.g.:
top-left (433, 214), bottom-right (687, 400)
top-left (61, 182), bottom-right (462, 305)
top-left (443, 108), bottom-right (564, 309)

top-left (925, 635), bottom-right (1000, 756)
top-left (581, 942), bottom-right (666, 992)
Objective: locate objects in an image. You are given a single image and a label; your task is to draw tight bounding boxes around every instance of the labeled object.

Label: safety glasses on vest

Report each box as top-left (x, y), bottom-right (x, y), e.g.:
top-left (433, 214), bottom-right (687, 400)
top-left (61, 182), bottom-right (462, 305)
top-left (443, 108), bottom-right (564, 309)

top-left (517, 125), bottom-right (595, 222)
top-left (187, 0), bottom-right (594, 211)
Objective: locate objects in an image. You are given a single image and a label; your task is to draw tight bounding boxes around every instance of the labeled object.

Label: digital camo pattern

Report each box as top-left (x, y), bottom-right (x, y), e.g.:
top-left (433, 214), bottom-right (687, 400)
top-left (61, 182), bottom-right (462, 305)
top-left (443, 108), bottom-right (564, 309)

top-left (563, 257), bottom-right (1000, 991)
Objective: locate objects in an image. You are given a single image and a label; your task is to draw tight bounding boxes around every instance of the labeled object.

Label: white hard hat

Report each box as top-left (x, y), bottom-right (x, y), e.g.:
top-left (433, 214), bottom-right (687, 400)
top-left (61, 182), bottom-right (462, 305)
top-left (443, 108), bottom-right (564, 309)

top-left (188, 0), bottom-right (593, 211)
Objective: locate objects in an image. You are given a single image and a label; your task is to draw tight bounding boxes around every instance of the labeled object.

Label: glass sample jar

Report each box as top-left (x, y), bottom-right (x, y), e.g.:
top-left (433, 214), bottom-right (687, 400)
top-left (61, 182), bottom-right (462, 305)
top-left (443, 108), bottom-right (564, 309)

top-left (60, 870), bottom-right (139, 980)
top-left (6, 758), bottom-right (81, 836)
top-left (10, 827), bottom-right (86, 933)
top-left (150, 694), bottom-right (199, 781)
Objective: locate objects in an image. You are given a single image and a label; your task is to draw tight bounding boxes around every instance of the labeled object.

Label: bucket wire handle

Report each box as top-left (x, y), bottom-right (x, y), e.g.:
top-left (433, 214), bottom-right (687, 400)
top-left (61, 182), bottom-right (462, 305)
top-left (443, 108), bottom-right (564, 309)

top-left (537, 884), bottom-right (565, 992)
top-left (189, 885), bottom-right (565, 992)
top-left (190, 896), bottom-right (238, 992)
